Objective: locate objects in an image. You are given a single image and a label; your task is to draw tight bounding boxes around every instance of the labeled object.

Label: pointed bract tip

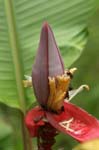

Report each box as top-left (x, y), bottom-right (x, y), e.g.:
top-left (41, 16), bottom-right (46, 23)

top-left (42, 21), bottom-right (49, 28)
top-left (41, 22), bottom-right (50, 34)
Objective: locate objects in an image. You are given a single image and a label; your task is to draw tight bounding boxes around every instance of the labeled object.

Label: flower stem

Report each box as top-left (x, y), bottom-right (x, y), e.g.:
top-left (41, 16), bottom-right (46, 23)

top-left (20, 112), bottom-right (33, 150)
top-left (37, 123), bottom-right (57, 150)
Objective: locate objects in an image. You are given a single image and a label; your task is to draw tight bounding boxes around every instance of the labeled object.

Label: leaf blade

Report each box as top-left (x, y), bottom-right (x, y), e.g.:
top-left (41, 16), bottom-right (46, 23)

top-left (0, 0), bottom-right (96, 110)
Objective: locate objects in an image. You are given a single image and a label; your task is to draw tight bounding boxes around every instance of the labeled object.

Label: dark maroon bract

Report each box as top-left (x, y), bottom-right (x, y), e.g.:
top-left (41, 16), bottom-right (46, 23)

top-left (25, 22), bottom-right (99, 144)
top-left (32, 22), bottom-right (64, 107)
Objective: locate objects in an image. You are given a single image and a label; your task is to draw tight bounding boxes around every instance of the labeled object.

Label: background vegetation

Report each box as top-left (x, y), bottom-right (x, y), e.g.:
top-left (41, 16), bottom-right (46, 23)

top-left (0, 0), bottom-right (99, 150)
top-left (54, 9), bottom-right (99, 150)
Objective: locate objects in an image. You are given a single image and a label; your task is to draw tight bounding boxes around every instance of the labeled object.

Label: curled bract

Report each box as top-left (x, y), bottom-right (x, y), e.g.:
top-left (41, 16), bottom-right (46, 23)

top-left (25, 106), bottom-right (45, 137)
top-left (25, 101), bottom-right (99, 142)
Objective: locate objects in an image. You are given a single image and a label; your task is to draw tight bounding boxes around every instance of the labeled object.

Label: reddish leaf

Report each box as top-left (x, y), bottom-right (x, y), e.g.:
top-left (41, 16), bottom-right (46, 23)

top-left (25, 106), bottom-right (45, 137)
top-left (32, 22), bottom-right (64, 106)
top-left (46, 101), bottom-right (99, 142)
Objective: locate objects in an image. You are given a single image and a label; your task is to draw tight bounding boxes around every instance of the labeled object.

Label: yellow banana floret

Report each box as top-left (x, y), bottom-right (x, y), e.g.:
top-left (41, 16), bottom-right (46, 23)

top-left (47, 74), bottom-right (71, 112)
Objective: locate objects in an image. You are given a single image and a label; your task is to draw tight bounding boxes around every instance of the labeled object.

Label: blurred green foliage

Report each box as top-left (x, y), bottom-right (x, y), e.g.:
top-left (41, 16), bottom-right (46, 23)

top-left (0, 3), bottom-right (99, 150)
top-left (54, 9), bottom-right (99, 150)
top-left (72, 9), bottom-right (99, 118)
top-left (0, 104), bottom-right (23, 150)
top-left (0, 117), bottom-right (13, 150)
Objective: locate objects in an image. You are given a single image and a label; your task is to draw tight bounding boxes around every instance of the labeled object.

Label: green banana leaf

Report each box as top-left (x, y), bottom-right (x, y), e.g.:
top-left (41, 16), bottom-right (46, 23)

top-left (0, 0), bottom-right (96, 112)
top-left (0, 120), bottom-right (13, 150)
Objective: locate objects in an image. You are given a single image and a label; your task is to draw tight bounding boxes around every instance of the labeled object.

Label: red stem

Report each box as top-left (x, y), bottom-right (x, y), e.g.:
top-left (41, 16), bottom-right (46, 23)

top-left (37, 123), bottom-right (57, 150)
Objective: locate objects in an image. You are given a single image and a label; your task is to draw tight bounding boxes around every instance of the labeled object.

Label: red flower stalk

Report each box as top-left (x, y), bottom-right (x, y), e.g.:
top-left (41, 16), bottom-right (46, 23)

top-left (25, 22), bottom-right (99, 147)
